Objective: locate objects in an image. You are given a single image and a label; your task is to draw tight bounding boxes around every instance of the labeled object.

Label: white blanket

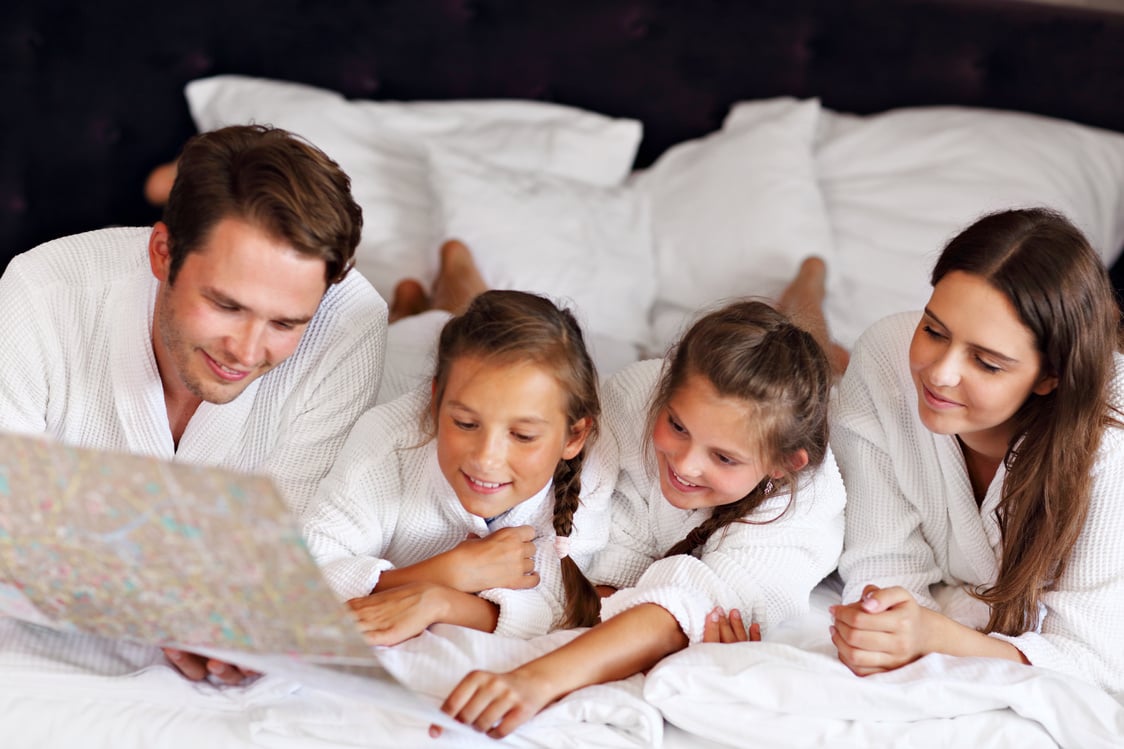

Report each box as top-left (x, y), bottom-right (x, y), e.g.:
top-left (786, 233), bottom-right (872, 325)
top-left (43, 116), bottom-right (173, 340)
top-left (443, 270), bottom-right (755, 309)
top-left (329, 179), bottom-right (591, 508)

top-left (645, 584), bottom-right (1124, 748)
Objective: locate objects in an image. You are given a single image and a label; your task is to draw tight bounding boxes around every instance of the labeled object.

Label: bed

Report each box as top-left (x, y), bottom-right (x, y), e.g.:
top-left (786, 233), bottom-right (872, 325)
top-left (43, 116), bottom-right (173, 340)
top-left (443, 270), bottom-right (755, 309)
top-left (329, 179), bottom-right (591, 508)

top-left (4, 0), bottom-right (1124, 746)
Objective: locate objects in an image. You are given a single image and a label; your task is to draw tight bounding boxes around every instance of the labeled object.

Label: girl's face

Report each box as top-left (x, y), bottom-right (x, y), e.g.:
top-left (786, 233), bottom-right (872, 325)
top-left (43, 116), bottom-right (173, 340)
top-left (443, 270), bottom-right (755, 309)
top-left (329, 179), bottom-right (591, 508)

top-left (435, 356), bottom-right (590, 519)
top-left (652, 372), bottom-right (776, 511)
top-left (909, 270), bottom-right (1057, 451)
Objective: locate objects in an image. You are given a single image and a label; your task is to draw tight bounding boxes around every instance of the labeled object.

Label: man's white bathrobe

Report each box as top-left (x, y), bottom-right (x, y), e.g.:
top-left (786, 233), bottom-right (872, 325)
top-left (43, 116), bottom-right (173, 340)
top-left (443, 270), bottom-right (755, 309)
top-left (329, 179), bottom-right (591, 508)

top-left (0, 227), bottom-right (387, 515)
top-left (834, 311), bottom-right (1124, 693)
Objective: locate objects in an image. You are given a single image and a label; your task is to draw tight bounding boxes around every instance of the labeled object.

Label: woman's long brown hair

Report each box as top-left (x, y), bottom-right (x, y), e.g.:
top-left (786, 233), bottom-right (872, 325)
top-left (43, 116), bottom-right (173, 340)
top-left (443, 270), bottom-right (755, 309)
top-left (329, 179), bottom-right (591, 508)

top-left (932, 208), bottom-right (1121, 635)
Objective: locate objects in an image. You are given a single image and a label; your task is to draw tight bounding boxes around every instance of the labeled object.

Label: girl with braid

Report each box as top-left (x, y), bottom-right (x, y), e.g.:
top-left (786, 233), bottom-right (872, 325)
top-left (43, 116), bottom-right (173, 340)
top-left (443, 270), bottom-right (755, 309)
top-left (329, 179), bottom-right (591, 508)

top-left (300, 288), bottom-right (614, 644)
top-left (440, 300), bottom-right (847, 738)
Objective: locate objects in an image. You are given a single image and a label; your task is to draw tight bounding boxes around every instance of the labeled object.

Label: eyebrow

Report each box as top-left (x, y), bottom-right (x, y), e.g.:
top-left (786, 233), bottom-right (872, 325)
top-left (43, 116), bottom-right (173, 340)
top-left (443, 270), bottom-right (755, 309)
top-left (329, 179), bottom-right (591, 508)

top-left (446, 401), bottom-right (551, 426)
top-left (205, 287), bottom-right (314, 327)
top-left (923, 307), bottom-right (1019, 364)
top-left (666, 405), bottom-right (754, 463)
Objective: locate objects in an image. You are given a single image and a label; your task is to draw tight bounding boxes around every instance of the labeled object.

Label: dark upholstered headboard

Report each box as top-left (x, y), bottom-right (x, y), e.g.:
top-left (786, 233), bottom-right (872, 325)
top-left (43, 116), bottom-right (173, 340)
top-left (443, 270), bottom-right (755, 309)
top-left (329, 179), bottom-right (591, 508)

top-left (4, 0), bottom-right (1124, 280)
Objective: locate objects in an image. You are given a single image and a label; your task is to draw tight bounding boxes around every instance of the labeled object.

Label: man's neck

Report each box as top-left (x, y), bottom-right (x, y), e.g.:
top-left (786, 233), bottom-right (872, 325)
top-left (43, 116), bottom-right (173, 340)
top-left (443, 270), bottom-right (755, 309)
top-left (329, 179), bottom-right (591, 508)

top-left (164, 391), bottom-right (202, 450)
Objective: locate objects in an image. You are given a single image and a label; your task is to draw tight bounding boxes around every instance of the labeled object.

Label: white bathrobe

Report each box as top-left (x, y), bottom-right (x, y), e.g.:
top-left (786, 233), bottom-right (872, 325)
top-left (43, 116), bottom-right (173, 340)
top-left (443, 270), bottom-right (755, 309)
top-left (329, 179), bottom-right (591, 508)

top-left (301, 384), bottom-right (617, 639)
top-left (0, 227), bottom-right (387, 516)
top-left (590, 360), bottom-right (846, 642)
top-left (833, 311), bottom-right (1124, 693)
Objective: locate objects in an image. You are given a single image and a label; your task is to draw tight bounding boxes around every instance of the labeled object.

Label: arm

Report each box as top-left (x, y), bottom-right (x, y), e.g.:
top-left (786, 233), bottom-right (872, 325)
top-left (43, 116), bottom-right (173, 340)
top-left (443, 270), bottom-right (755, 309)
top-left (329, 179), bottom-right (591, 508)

top-left (442, 603), bottom-right (686, 738)
top-left (0, 258), bottom-right (52, 433)
top-left (831, 317), bottom-right (946, 610)
top-left (349, 582), bottom-right (501, 645)
top-left (263, 273), bottom-right (388, 517)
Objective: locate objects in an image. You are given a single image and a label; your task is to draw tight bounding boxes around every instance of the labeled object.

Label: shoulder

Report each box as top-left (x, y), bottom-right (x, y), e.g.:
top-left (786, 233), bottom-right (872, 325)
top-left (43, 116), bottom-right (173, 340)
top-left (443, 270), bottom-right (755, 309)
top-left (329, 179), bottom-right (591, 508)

top-left (302, 268), bottom-right (387, 351)
top-left (602, 360), bottom-right (661, 423)
top-left (3, 227), bottom-right (151, 292)
top-left (833, 311), bottom-right (919, 420)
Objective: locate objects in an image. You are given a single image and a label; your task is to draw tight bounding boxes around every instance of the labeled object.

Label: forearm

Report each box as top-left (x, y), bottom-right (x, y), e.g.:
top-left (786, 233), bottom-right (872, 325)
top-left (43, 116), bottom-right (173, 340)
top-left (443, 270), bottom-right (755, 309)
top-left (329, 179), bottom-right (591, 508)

top-left (515, 603), bottom-right (687, 698)
top-left (928, 612), bottom-right (1029, 664)
top-left (374, 553), bottom-right (459, 592)
top-left (435, 588), bottom-right (501, 633)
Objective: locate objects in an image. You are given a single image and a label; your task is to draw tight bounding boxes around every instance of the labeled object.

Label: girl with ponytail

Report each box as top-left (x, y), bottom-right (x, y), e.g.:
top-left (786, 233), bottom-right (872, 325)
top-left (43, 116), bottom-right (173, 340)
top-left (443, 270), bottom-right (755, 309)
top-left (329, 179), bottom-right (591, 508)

top-left (301, 288), bottom-right (612, 643)
top-left (831, 208), bottom-right (1124, 693)
top-left (441, 300), bottom-right (847, 738)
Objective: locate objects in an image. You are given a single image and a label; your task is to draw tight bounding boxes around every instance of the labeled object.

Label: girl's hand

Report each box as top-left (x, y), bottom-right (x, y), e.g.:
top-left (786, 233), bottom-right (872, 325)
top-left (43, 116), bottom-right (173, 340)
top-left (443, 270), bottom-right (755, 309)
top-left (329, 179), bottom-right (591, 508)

top-left (829, 585), bottom-right (937, 676)
top-left (440, 667), bottom-right (558, 739)
top-left (348, 582), bottom-right (449, 646)
top-left (702, 607), bottom-right (761, 643)
top-left (443, 526), bottom-right (540, 592)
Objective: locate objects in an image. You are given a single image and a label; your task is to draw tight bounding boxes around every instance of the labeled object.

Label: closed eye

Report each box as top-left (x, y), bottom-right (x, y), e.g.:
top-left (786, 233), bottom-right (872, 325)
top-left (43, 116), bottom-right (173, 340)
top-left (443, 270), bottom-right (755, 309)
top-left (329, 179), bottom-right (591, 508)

top-left (974, 356), bottom-right (1002, 374)
top-left (922, 324), bottom-right (946, 341)
top-left (713, 452), bottom-right (737, 466)
top-left (511, 432), bottom-right (538, 443)
top-left (452, 419), bottom-right (478, 431)
top-left (667, 413), bottom-right (686, 434)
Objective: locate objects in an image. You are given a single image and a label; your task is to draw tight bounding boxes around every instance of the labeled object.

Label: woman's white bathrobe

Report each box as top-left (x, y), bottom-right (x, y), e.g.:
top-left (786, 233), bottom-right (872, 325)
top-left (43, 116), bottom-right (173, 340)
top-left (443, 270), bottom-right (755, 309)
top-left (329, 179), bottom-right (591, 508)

top-left (0, 228), bottom-right (387, 516)
top-left (833, 311), bottom-right (1124, 693)
top-left (589, 360), bottom-right (846, 642)
top-left (301, 384), bottom-right (617, 639)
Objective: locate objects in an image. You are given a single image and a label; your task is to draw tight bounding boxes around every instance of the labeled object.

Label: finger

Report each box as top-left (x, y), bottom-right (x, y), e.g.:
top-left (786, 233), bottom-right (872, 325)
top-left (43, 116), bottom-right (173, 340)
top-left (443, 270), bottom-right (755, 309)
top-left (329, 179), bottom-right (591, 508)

top-left (748, 621), bottom-right (762, 642)
top-left (703, 608), bottom-right (722, 643)
top-left (831, 617), bottom-right (895, 655)
top-left (207, 659), bottom-right (249, 685)
top-left (728, 610), bottom-right (749, 643)
top-left (832, 602), bottom-right (897, 634)
top-left (473, 695), bottom-right (516, 735)
top-left (489, 703), bottom-right (536, 739)
top-left (522, 541), bottom-right (538, 559)
top-left (716, 611), bottom-right (738, 644)
top-left (511, 525), bottom-right (537, 542)
top-left (522, 556), bottom-right (536, 574)
top-left (513, 571), bottom-right (540, 590)
top-left (163, 648), bottom-right (209, 681)
top-left (862, 585), bottom-right (914, 613)
top-left (831, 625), bottom-right (893, 671)
top-left (429, 724), bottom-right (442, 739)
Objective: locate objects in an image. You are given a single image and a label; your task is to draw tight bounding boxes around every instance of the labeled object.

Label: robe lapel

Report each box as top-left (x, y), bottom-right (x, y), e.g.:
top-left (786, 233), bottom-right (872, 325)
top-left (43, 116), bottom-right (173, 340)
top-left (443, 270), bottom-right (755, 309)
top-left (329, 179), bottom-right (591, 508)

top-left (934, 434), bottom-right (1000, 585)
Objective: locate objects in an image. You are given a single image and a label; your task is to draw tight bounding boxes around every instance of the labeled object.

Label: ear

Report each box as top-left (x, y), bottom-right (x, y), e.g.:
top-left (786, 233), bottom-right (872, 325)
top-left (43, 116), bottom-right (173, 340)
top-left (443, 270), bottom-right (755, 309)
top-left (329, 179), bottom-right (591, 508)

top-left (1032, 372), bottom-right (1059, 397)
top-left (561, 417), bottom-right (592, 460)
top-left (148, 222), bottom-right (172, 283)
top-left (772, 448), bottom-right (809, 478)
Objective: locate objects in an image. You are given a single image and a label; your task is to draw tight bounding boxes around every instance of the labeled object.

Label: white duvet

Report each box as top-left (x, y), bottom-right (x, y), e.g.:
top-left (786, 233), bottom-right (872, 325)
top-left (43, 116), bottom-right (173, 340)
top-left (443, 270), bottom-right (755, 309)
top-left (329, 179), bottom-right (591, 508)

top-left (1, 583), bottom-right (1121, 748)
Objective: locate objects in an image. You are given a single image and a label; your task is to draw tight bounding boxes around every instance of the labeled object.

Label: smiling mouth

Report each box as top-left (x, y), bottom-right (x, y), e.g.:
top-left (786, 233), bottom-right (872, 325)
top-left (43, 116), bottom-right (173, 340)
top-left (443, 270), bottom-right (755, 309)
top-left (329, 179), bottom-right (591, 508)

top-left (203, 352), bottom-right (250, 381)
top-left (462, 472), bottom-right (511, 494)
top-left (667, 463), bottom-right (703, 491)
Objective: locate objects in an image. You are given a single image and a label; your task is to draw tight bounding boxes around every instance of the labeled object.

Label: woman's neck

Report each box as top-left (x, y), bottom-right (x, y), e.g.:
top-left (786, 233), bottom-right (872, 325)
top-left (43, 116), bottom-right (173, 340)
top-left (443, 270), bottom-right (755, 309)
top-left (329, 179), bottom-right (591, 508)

top-left (956, 430), bottom-right (1009, 506)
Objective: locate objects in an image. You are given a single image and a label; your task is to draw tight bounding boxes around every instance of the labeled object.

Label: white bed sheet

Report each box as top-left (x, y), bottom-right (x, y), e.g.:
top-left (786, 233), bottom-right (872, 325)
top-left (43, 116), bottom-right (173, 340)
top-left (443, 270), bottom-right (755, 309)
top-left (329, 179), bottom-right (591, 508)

top-left (4, 581), bottom-right (1121, 748)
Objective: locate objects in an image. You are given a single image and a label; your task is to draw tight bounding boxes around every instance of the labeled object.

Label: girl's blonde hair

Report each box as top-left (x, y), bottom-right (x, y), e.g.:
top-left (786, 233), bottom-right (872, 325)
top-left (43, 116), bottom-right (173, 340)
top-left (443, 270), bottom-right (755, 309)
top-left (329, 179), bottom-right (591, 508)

top-left (426, 290), bottom-right (602, 628)
top-left (649, 300), bottom-right (833, 557)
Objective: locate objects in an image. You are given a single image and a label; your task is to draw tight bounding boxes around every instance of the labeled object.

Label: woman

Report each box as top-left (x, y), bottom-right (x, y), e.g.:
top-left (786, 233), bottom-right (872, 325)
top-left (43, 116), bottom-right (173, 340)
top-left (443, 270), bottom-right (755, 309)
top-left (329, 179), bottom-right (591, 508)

top-left (831, 208), bottom-right (1124, 693)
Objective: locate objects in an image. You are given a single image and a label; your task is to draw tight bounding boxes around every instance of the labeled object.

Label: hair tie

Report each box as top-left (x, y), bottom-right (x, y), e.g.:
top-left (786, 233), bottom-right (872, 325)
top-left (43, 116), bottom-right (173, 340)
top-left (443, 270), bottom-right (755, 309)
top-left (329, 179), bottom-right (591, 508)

top-left (553, 535), bottom-right (572, 560)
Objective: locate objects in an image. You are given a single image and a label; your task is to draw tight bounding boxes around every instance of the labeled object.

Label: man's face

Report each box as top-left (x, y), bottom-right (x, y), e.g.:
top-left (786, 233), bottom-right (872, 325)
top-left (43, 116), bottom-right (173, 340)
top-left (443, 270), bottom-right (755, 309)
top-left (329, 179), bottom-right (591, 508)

top-left (149, 217), bottom-right (327, 407)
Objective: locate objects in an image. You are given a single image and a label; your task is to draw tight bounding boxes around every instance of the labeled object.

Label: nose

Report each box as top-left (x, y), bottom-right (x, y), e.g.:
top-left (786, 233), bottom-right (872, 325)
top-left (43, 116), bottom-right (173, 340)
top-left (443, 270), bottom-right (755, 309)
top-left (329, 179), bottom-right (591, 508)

top-left (676, 444), bottom-right (705, 478)
top-left (227, 319), bottom-right (268, 368)
top-left (469, 428), bottom-right (507, 473)
top-left (926, 347), bottom-right (961, 388)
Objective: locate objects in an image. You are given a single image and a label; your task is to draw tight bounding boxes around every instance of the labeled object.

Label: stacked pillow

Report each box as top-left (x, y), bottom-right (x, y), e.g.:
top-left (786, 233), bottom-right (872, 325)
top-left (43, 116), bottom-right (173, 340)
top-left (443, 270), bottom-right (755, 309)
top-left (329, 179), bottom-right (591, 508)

top-left (187, 75), bottom-right (1124, 354)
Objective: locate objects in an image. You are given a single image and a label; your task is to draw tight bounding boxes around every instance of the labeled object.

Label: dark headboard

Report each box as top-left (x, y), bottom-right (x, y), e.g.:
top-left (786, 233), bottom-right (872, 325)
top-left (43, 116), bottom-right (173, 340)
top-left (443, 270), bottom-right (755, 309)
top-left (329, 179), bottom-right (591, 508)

top-left (4, 0), bottom-right (1124, 280)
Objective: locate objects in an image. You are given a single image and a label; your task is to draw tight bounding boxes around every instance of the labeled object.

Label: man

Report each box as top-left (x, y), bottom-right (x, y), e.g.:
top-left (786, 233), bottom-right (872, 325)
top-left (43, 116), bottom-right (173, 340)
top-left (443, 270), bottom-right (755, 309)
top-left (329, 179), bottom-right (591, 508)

top-left (0, 124), bottom-right (387, 681)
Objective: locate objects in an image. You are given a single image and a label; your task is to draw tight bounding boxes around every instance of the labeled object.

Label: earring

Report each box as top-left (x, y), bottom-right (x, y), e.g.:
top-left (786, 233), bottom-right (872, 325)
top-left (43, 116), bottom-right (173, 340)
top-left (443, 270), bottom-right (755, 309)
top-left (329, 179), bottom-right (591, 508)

top-left (763, 478), bottom-right (774, 495)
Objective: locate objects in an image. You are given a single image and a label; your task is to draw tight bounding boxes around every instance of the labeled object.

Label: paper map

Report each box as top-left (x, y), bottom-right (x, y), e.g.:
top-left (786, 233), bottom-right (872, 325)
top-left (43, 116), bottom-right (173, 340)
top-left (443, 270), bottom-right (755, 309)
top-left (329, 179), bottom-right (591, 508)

top-left (0, 431), bottom-right (375, 662)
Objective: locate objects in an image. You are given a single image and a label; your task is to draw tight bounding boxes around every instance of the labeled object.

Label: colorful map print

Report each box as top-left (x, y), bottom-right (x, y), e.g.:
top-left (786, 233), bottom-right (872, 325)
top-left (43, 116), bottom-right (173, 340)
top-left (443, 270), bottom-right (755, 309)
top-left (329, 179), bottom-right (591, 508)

top-left (0, 432), bottom-right (375, 663)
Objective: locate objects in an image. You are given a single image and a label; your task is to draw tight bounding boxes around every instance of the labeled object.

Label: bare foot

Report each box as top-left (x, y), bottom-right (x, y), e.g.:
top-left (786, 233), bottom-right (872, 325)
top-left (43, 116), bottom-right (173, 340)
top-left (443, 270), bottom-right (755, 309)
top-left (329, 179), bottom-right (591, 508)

top-left (431, 239), bottom-right (488, 316)
top-left (144, 161), bottom-right (179, 207)
top-left (389, 279), bottom-right (430, 323)
top-left (777, 257), bottom-right (849, 378)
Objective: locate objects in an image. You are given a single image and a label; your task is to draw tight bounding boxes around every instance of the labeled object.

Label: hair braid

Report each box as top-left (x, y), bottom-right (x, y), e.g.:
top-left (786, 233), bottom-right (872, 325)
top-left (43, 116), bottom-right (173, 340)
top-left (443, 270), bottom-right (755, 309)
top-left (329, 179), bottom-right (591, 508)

top-left (553, 453), bottom-right (601, 628)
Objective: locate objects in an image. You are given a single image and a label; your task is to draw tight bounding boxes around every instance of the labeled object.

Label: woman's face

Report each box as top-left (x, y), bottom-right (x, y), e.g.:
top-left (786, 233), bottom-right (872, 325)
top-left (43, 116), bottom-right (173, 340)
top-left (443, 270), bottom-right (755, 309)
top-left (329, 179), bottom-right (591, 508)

top-left (909, 271), bottom-right (1057, 450)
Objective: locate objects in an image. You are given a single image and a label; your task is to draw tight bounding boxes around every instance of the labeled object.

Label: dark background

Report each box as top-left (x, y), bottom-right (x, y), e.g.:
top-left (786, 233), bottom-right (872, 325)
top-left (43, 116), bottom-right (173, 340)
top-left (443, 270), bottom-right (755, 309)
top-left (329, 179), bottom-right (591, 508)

top-left (3, 0), bottom-right (1123, 285)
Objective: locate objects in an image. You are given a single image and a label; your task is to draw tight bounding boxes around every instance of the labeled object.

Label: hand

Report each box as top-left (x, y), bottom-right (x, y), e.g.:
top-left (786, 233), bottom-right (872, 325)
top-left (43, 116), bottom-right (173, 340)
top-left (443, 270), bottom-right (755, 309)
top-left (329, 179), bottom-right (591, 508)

top-left (443, 526), bottom-right (540, 593)
top-left (162, 648), bottom-right (258, 684)
top-left (440, 667), bottom-right (557, 739)
top-left (829, 584), bottom-right (936, 676)
top-left (348, 581), bottom-right (449, 646)
top-left (702, 607), bottom-right (761, 643)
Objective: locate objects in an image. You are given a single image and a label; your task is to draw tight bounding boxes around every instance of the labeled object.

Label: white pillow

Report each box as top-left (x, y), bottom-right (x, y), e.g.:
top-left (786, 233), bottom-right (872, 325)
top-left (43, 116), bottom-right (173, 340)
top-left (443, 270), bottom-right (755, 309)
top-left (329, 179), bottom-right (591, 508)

top-left (426, 148), bottom-right (655, 348)
top-left (184, 75), bottom-right (642, 301)
top-left (636, 98), bottom-right (836, 323)
top-left (802, 106), bottom-right (1124, 346)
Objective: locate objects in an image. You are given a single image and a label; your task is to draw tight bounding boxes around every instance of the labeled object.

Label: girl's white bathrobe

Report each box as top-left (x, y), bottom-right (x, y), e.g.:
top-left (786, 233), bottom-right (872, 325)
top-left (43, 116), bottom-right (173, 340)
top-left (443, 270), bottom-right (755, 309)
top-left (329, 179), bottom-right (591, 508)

top-left (833, 312), bottom-right (1124, 693)
top-left (589, 360), bottom-right (846, 642)
top-left (301, 385), bottom-right (617, 639)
